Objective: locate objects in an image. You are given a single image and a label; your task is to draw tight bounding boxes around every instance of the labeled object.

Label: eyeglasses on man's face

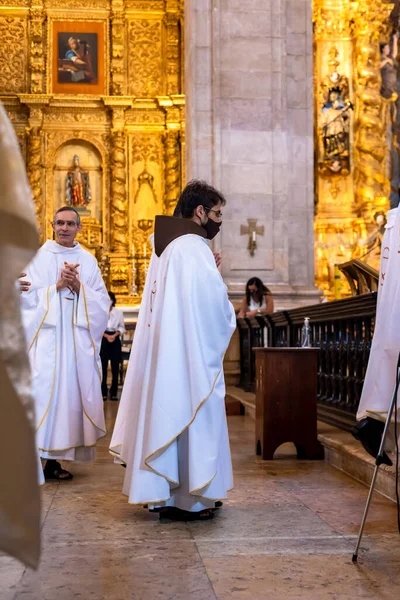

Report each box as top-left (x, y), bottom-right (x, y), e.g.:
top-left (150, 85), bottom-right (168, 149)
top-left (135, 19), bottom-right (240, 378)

top-left (204, 207), bottom-right (223, 219)
top-left (53, 220), bottom-right (78, 228)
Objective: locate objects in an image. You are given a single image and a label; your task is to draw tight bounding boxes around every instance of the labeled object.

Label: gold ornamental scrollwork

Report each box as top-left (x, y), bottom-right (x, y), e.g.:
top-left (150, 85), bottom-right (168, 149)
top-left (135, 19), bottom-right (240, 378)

top-left (0, 17), bottom-right (27, 94)
top-left (29, 5), bottom-right (45, 94)
top-left (111, 0), bottom-right (126, 96)
top-left (128, 19), bottom-right (162, 97)
top-left (165, 3), bottom-right (181, 96)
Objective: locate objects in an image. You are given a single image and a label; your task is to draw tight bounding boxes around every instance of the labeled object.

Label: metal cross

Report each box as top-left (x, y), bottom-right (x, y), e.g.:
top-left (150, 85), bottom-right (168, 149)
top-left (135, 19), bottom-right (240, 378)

top-left (240, 219), bottom-right (265, 256)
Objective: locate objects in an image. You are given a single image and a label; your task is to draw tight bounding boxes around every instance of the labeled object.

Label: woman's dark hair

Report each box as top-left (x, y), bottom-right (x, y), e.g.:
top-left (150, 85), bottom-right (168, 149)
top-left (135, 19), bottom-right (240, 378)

top-left (380, 42), bottom-right (390, 54)
top-left (246, 277), bottom-right (270, 307)
top-left (108, 291), bottom-right (116, 307)
top-left (175, 180), bottom-right (226, 218)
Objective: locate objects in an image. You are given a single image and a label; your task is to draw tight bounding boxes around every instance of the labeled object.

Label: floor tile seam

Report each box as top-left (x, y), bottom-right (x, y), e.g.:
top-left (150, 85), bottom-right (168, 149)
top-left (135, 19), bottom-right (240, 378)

top-left (40, 484), bottom-right (60, 531)
top-left (189, 528), bottom-right (219, 600)
top-left (298, 502), bottom-right (351, 541)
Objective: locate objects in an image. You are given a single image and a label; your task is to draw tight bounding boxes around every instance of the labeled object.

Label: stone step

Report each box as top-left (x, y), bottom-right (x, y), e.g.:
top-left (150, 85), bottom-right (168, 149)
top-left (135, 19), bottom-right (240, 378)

top-left (226, 386), bottom-right (256, 420)
top-left (318, 422), bottom-right (397, 503)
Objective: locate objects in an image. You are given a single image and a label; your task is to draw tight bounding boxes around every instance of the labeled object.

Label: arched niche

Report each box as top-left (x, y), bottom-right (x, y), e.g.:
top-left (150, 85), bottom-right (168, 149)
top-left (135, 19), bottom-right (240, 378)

top-left (53, 139), bottom-right (103, 223)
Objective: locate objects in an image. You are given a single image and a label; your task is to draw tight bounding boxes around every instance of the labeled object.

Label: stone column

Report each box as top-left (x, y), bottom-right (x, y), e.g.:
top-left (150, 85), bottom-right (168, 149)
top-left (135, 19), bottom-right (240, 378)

top-left (185, 0), bottom-right (319, 307)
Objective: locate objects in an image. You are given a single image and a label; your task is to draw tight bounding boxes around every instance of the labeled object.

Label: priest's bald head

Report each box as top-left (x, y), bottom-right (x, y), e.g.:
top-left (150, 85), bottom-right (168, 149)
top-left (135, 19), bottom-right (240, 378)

top-left (52, 206), bottom-right (82, 248)
top-left (173, 180), bottom-right (226, 240)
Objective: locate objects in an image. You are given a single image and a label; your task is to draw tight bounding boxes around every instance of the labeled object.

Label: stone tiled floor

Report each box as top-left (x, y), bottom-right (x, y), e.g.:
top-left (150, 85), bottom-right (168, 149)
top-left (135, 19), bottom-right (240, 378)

top-left (2, 404), bottom-right (400, 600)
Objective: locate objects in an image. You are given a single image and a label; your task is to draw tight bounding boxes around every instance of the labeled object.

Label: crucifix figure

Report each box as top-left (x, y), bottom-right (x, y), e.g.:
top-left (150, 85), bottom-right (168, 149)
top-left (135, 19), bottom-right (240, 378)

top-left (240, 219), bottom-right (265, 256)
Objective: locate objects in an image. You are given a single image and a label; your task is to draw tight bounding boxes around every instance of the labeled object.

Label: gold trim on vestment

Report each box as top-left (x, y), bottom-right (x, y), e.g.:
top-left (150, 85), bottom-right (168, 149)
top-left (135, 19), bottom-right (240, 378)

top-left (72, 290), bottom-right (106, 435)
top-left (143, 370), bottom-right (222, 490)
top-left (28, 285), bottom-right (51, 351)
top-left (35, 286), bottom-right (57, 432)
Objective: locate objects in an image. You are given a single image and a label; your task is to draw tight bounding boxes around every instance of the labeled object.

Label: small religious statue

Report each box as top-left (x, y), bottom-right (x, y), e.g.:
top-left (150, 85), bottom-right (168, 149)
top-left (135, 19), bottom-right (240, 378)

top-left (66, 154), bottom-right (91, 209)
top-left (318, 47), bottom-right (353, 176)
top-left (357, 212), bottom-right (387, 269)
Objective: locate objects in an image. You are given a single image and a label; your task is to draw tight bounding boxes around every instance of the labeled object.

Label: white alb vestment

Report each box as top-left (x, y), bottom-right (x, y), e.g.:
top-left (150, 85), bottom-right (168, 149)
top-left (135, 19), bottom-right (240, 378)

top-left (21, 241), bottom-right (109, 461)
top-left (0, 101), bottom-right (41, 568)
top-left (110, 221), bottom-right (236, 511)
top-left (357, 207), bottom-right (400, 427)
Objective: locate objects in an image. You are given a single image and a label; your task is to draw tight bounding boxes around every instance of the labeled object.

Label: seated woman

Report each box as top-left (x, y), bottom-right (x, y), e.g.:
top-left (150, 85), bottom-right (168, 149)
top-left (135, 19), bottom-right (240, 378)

top-left (238, 277), bottom-right (274, 318)
top-left (101, 291), bottom-right (125, 401)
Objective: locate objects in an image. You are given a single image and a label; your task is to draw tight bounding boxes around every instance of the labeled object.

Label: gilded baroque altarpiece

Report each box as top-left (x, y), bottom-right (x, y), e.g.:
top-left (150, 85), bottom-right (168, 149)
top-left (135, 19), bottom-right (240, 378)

top-left (314, 0), bottom-right (397, 298)
top-left (0, 0), bottom-right (184, 303)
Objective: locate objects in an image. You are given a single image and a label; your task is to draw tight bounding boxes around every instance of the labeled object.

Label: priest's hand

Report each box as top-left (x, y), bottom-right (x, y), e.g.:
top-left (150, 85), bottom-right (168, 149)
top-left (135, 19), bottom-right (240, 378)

top-left (19, 273), bottom-right (31, 293)
top-left (213, 253), bottom-right (221, 268)
top-left (63, 262), bottom-right (81, 294)
top-left (57, 262), bottom-right (80, 293)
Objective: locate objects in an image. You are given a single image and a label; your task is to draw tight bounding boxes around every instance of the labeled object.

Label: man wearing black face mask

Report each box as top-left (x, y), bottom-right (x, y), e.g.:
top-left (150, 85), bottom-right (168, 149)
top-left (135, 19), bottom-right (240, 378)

top-left (110, 180), bottom-right (236, 521)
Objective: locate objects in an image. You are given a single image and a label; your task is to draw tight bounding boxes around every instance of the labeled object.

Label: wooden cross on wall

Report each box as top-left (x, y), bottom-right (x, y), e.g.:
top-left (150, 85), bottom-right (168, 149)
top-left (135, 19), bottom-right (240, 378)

top-left (240, 219), bottom-right (265, 256)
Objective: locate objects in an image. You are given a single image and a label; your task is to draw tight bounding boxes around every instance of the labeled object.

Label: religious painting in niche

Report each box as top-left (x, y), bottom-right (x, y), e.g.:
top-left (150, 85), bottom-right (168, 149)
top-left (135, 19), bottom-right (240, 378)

top-left (318, 47), bottom-right (352, 177)
top-left (52, 21), bottom-right (106, 95)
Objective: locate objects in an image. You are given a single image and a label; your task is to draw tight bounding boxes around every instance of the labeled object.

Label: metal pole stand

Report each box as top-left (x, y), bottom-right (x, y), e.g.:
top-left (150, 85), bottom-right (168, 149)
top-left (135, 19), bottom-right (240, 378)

top-left (352, 364), bottom-right (400, 563)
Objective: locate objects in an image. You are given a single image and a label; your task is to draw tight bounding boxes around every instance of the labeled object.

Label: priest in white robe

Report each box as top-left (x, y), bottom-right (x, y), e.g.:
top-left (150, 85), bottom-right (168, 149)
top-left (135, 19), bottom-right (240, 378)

top-left (110, 180), bottom-right (236, 520)
top-left (353, 206), bottom-right (400, 464)
top-left (20, 206), bottom-right (109, 480)
top-left (0, 101), bottom-right (41, 568)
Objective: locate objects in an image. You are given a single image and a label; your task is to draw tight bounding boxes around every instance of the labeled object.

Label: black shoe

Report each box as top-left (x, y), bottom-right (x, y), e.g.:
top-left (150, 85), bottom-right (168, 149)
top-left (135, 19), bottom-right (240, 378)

top-left (351, 417), bottom-right (392, 466)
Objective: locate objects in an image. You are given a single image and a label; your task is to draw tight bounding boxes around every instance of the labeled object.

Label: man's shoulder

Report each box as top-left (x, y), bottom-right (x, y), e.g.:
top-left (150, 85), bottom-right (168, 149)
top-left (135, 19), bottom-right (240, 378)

top-left (77, 246), bottom-right (98, 265)
top-left (171, 233), bottom-right (209, 252)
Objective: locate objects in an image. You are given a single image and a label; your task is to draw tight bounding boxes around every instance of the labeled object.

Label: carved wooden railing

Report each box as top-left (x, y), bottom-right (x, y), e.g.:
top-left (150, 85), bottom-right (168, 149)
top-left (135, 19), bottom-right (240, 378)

top-left (237, 293), bottom-right (377, 431)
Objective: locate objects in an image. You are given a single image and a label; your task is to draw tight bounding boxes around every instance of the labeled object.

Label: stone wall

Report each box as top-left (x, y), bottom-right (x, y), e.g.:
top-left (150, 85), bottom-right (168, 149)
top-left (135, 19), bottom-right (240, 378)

top-left (185, 0), bottom-right (320, 308)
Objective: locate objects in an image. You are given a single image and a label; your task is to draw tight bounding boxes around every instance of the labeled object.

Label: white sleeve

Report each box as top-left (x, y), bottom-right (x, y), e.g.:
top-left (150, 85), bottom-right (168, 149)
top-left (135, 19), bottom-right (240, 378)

top-left (118, 309), bottom-right (125, 336)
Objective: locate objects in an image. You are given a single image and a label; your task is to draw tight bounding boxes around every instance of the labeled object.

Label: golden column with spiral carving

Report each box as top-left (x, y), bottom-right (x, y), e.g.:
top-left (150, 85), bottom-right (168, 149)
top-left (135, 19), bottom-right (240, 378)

top-left (107, 103), bottom-right (131, 298)
top-left (352, 0), bottom-right (394, 222)
top-left (26, 126), bottom-right (43, 241)
top-left (29, 2), bottom-right (45, 95)
top-left (110, 0), bottom-right (126, 96)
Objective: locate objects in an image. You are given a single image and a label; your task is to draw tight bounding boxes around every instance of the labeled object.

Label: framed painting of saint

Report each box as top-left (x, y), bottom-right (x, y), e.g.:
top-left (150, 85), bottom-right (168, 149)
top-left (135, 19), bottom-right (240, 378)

top-left (52, 21), bottom-right (106, 95)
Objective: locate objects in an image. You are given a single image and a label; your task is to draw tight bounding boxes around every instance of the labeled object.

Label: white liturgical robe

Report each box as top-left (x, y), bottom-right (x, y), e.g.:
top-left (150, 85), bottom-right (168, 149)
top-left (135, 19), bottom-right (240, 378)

top-left (21, 241), bottom-right (109, 461)
top-left (357, 207), bottom-right (400, 430)
top-left (110, 217), bottom-right (236, 511)
top-left (0, 101), bottom-right (41, 568)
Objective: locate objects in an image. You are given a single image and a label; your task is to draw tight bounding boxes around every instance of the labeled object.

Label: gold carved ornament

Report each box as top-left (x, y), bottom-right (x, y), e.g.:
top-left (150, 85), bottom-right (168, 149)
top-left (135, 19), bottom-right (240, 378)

top-left (110, 130), bottom-right (128, 253)
top-left (26, 127), bottom-right (43, 240)
top-left (352, 0), bottom-right (393, 218)
top-left (164, 129), bottom-right (180, 214)
top-left (110, 0), bottom-right (126, 96)
top-left (128, 19), bottom-right (163, 97)
top-left (29, 7), bottom-right (45, 94)
top-left (0, 17), bottom-right (27, 93)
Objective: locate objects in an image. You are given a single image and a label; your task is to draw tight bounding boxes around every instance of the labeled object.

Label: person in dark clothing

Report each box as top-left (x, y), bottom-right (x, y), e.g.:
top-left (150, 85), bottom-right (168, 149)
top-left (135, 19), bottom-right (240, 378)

top-left (101, 291), bottom-right (125, 401)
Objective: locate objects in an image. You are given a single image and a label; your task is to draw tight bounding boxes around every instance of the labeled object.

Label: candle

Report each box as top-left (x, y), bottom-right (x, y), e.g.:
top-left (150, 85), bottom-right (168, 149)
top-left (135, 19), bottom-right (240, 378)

top-left (143, 243), bottom-right (147, 258)
top-left (131, 243), bottom-right (135, 258)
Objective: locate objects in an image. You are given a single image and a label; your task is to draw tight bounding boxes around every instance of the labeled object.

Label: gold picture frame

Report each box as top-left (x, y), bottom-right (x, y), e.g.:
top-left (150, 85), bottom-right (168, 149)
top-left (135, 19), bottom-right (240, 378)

top-left (51, 20), bottom-right (107, 96)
